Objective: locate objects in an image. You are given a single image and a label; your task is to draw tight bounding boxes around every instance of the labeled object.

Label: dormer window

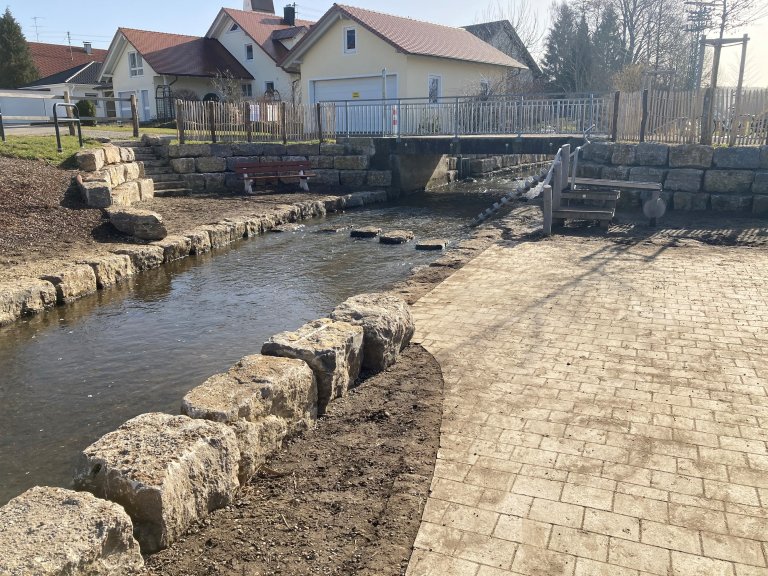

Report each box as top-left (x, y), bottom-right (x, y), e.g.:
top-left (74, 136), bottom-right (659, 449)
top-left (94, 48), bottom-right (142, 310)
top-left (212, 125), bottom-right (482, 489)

top-left (229, 23), bottom-right (239, 32)
top-left (245, 44), bottom-right (254, 60)
top-left (344, 27), bottom-right (356, 54)
top-left (128, 52), bottom-right (143, 77)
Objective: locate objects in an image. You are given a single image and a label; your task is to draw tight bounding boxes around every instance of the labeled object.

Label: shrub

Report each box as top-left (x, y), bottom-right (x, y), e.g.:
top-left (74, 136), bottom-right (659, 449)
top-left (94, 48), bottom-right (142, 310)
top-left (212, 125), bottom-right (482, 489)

top-left (75, 99), bottom-right (97, 126)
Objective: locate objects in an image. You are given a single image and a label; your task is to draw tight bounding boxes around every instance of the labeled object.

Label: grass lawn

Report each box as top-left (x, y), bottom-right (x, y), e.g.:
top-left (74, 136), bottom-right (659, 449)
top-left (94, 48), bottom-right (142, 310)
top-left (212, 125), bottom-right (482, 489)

top-left (0, 135), bottom-right (100, 168)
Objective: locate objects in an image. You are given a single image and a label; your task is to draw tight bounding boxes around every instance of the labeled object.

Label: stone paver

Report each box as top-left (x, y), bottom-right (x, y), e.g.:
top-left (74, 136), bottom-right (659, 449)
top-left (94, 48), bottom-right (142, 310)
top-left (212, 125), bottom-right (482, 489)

top-left (407, 238), bottom-right (768, 576)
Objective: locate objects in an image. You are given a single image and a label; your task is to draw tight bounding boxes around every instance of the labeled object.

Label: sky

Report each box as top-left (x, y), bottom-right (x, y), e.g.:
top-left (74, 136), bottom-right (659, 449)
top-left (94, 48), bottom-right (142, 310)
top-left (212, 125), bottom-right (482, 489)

top-left (6, 0), bottom-right (768, 87)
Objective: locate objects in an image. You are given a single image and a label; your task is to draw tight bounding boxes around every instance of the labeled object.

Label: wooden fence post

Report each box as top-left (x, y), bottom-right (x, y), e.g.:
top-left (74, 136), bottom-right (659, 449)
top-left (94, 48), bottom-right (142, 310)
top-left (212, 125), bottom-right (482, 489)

top-left (244, 102), bottom-right (253, 143)
top-left (639, 89), bottom-right (649, 143)
top-left (611, 91), bottom-right (620, 142)
top-left (315, 103), bottom-right (323, 143)
top-left (176, 100), bottom-right (185, 145)
top-left (281, 102), bottom-right (288, 145)
top-left (207, 100), bottom-right (217, 143)
top-left (129, 94), bottom-right (140, 138)
top-left (543, 185), bottom-right (553, 236)
top-left (700, 87), bottom-right (713, 146)
top-left (64, 91), bottom-right (76, 136)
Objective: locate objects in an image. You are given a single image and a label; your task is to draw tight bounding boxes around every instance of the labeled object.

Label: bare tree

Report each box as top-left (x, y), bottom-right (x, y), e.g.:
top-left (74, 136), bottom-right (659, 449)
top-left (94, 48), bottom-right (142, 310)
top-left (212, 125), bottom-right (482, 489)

top-left (476, 0), bottom-right (546, 59)
top-left (709, 0), bottom-right (768, 38)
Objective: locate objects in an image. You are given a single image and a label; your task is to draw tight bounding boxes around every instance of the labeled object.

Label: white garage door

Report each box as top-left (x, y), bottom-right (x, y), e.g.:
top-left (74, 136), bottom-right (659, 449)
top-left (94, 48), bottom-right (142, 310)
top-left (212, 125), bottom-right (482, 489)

top-left (312, 75), bottom-right (398, 104)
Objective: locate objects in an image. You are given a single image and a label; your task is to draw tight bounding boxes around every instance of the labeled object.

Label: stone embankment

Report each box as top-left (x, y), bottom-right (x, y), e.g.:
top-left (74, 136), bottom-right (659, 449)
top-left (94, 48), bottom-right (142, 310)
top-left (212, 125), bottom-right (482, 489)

top-left (75, 144), bottom-right (155, 208)
top-left (0, 190), bottom-right (392, 328)
top-left (578, 142), bottom-right (768, 214)
top-left (0, 292), bottom-right (414, 572)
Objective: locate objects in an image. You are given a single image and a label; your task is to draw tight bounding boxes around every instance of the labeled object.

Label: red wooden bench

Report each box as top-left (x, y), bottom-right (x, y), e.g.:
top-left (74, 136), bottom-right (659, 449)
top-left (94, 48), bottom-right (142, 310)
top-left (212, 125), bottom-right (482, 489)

top-left (234, 160), bottom-right (316, 194)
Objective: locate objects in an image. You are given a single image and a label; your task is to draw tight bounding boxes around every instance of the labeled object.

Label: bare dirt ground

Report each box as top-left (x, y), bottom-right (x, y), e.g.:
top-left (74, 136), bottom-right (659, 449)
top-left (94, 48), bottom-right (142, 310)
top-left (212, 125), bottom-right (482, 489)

top-left (144, 345), bottom-right (443, 576)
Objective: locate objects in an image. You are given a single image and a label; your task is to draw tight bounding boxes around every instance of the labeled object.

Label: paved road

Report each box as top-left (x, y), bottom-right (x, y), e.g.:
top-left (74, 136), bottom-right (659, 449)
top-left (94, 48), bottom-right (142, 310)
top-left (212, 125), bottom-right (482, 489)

top-left (408, 234), bottom-right (768, 576)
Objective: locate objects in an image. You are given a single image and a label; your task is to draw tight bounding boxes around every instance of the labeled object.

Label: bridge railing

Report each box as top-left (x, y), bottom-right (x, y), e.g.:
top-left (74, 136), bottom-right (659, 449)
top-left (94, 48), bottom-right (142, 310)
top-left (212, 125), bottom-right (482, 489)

top-left (325, 94), bottom-right (611, 139)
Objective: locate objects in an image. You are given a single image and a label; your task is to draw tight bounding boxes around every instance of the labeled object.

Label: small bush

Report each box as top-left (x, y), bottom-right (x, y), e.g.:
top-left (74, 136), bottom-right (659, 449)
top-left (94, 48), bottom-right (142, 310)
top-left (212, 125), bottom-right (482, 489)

top-left (75, 99), bottom-right (97, 126)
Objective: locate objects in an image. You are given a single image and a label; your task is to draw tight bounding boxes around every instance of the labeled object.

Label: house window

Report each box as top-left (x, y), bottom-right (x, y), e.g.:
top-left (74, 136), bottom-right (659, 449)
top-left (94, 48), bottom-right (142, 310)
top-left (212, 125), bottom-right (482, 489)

top-left (229, 23), bottom-right (239, 32)
top-left (245, 44), bottom-right (254, 60)
top-left (128, 52), bottom-right (143, 77)
top-left (428, 75), bottom-right (441, 103)
top-left (265, 81), bottom-right (275, 94)
top-left (344, 27), bottom-right (357, 53)
top-left (480, 79), bottom-right (490, 99)
top-left (241, 83), bottom-right (253, 97)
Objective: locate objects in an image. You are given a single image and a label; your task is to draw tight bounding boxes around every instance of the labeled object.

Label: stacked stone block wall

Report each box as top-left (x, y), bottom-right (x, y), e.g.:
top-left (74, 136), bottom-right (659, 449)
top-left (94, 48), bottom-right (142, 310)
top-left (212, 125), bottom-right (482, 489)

top-left (578, 142), bottom-right (768, 214)
top-left (75, 144), bottom-right (154, 208)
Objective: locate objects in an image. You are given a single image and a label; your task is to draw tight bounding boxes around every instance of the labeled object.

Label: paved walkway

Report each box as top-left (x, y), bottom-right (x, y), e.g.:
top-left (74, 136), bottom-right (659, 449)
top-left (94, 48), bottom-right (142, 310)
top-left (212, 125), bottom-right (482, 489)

top-left (407, 236), bottom-right (768, 576)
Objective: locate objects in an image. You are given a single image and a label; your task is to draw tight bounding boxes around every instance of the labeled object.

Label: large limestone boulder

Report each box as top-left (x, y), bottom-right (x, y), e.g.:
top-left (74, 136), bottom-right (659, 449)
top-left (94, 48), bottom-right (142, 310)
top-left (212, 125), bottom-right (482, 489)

top-left (76, 148), bottom-right (106, 172)
top-left (0, 278), bottom-right (57, 326)
top-left (151, 235), bottom-right (192, 263)
top-left (81, 254), bottom-right (134, 288)
top-left (262, 318), bottom-right (363, 414)
top-left (379, 230), bottom-right (414, 245)
top-left (331, 293), bottom-right (415, 373)
top-left (182, 355), bottom-right (317, 482)
top-left (41, 264), bottom-right (98, 304)
top-left (106, 206), bottom-right (168, 241)
top-left (73, 413), bottom-right (240, 553)
top-left (111, 245), bottom-right (165, 272)
top-left (0, 486), bottom-right (143, 576)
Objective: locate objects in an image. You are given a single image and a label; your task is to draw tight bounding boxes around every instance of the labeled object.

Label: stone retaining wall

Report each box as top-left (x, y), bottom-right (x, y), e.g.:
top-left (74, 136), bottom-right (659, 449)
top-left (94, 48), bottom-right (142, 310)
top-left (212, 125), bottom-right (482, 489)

top-left (0, 292), bottom-right (415, 570)
top-left (75, 144), bottom-right (155, 208)
top-left (154, 141), bottom-right (392, 195)
top-left (0, 191), bottom-right (393, 328)
top-left (578, 142), bottom-right (768, 214)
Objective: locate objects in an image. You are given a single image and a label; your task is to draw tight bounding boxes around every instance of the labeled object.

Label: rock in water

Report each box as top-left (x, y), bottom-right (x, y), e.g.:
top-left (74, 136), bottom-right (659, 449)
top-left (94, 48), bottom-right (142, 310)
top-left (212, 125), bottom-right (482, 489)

top-left (379, 230), bottom-right (414, 244)
top-left (350, 226), bottom-right (381, 238)
top-left (331, 293), bottom-right (415, 372)
top-left (416, 239), bottom-right (448, 251)
top-left (106, 206), bottom-right (168, 241)
top-left (0, 486), bottom-right (143, 575)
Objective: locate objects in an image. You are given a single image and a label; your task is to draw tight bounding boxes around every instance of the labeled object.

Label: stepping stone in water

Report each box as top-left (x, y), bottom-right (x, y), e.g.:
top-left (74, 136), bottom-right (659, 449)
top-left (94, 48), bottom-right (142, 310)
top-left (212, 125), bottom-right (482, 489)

top-left (317, 225), bottom-right (350, 234)
top-left (350, 226), bottom-right (381, 238)
top-left (271, 224), bottom-right (305, 233)
top-left (379, 230), bottom-right (414, 245)
top-left (416, 239), bottom-right (449, 251)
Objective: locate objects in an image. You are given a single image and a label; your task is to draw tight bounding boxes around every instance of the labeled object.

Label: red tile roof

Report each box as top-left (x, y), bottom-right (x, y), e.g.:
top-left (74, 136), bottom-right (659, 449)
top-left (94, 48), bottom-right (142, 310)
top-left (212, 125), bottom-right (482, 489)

top-left (333, 4), bottom-right (526, 68)
top-left (222, 8), bottom-right (314, 63)
top-left (28, 42), bottom-right (108, 79)
top-left (119, 28), bottom-right (253, 79)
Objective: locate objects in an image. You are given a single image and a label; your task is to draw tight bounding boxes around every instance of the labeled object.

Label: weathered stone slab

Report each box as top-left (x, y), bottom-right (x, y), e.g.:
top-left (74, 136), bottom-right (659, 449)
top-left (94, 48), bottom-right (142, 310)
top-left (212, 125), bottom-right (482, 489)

top-left (628, 167), bottom-right (666, 183)
top-left (576, 162), bottom-right (602, 179)
top-left (319, 143), bottom-right (345, 156)
top-left (713, 146), bottom-right (760, 169)
top-left (170, 158), bottom-right (195, 173)
top-left (204, 172), bottom-right (227, 192)
top-left (664, 169), bottom-right (704, 192)
top-left (196, 157), bottom-right (226, 173)
top-left (331, 293), bottom-right (415, 373)
top-left (416, 239), bottom-right (448, 251)
top-left (340, 170), bottom-right (366, 187)
top-left (111, 245), bottom-right (165, 272)
top-left (183, 173), bottom-right (207, 193)
top-left (380, 230), bottom-right (414, 244)
top-left (761, 146), bottom-right (768, 169)
top-left (704, 170), bottom-right (755, 194)
top-left (611, 144), bottom-right (636, 166)
top-left (124, 162), bottom-right (141, 181)
top-left (102, 145), bottom-right (122, 165)
top-left (41, 265), bottom-right (98, 304)
top-left (602, 165), bottom-right (630, 180)
top-left (286, 143), bottom-right (318, 156)
top-left (673, 192), bottom-right (709, 211)
top-left (106, 206), bottom-right (167, 240)
top-left (119, 147), bottom-right (136, 162)
top-left (73, 413), bottom-right (240, 553)
top-left (581, 142), bottom-right (613, 163)
top-left (79, 180), bottom-right (113, 208)
top-left (167, 144), bottom-right (211, 158)
top-left (111, 181), bottom-right (141, 206)
top-left (231, 416), bottom-right (288, 484)
top-left (209, 144), bottom-right (233, 157)
top-left (635, 142), bottom-right (669, 166)
top-left (199, 224), bottom-right (232, 249)
top-left (334, 155), bottom-right (370, 171)
top-left (262, 318), bottom-right (364, 414)
top-left (261, 144), bottom-right (287, 156)
top-left (137, 178), bottom-right (155, 200)
top-left (0, 486), bottom-right (143, 576)
top-left (669, 144), bottom-right (713, 168)
top-left (313, 169), bottom-right (341, 187)
top-left (152, 235), bottom-right (192, 262)
top-left (81, 254), bottom-right (134, 288)
top-left (185, 228), bottom-right (213, 254)
top-left (753, 171), bottom-right (768, 195)
top-left (470, 158), bottom-right (497, 174)
top-left (341, 193), bottom-right (364, 208)
top-left (710, 194), bottom-right (752, 212)
top-left (753, 194), bottom-right (768, 215)
top-left (76, 148), bottom-right (105, 172)
top-left (358, 190), bottom-right (389, 205)
top-left (0, 278), bottom-right (57, 326)
top-left (351, 226), bottom-right (381, 238)
top-left (309, 155), bottom-right (335, 169)
top-left (221, 219), bottom-right (246, 241)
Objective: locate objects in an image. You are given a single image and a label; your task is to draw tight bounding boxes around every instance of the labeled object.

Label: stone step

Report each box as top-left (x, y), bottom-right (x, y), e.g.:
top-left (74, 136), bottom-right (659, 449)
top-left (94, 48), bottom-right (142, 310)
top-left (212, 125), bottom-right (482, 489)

top-left (135, 154), bottom-right (159, 162)
top-left (154, 188), bottom-right (192, 198)
top-left (552, 208), bottom-right (615, 221)
top-left (144, 168), bottom-right (175, 178)
top-left (139, 159), bottom-right (166, 168)
top-left (561, 191), bottom-right (620, 202)
top-left (154, 180), bottom-right (187, 190)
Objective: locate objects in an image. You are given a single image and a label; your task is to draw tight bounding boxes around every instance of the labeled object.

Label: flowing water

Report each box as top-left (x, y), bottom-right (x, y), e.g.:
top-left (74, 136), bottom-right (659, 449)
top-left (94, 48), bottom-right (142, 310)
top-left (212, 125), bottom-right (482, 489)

top-left (0, 180), bottom-right (525, 505)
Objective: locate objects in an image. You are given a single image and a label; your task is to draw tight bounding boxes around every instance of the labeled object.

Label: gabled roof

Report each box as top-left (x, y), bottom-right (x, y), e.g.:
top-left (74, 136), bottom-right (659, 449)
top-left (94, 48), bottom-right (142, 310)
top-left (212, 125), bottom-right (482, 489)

top-left (28, 42), bottom-right (107, 79)
top-left (282, 4), bottom-right (527, 71)
top-left (207, 8), bottom-right (314, 64)
top-left (24, 61), bottom-right (103, 87)
top-left (101, 28), bottom-right (253, 79)
top-left (464, 20), bottom-right (542, 77)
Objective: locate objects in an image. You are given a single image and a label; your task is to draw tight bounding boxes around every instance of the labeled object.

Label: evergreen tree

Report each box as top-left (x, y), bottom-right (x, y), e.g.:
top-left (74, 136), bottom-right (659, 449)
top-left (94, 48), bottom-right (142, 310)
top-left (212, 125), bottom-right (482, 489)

top-left (542, 3), bottom-right (578, 92)
top-left (591, 5), bottom-right (626, 91)
top-left (572, 13), bottom-right (593, 92)
top-left (0, 9), bottom-right (38, 89)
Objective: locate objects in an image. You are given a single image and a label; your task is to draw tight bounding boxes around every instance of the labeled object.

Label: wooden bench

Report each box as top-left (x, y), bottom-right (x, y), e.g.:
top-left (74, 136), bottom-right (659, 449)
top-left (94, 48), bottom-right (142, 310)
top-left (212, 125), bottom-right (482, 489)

top-left (234, 160), bottom-right (316, 194)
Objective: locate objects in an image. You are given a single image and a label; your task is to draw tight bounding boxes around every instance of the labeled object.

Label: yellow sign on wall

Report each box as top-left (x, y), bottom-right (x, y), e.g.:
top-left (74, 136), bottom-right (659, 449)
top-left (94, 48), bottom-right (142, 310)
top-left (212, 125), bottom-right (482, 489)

top-left (352, 92), bottom-right (360, 99)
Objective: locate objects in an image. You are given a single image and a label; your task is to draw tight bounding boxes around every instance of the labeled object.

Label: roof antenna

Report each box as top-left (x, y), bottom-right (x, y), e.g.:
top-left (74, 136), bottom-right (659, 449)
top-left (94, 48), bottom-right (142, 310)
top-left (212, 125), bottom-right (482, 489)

top-left (32, 16), bottom-right (43, 42)
top-left (67, 31), bottom-right (73, 60)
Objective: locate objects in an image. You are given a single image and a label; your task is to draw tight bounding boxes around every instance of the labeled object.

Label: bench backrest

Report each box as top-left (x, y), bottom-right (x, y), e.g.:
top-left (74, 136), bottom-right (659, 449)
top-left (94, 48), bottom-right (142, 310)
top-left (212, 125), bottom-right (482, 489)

top-left (235, 161), bottom-right (311, 174)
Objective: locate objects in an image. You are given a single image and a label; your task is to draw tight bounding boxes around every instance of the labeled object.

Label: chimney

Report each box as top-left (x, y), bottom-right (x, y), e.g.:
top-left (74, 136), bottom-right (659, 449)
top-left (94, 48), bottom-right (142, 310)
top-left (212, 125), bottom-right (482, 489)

top-left (83, 42), bottom-right (92, 55)
top-left (282, 4), bottom-right (296, 26)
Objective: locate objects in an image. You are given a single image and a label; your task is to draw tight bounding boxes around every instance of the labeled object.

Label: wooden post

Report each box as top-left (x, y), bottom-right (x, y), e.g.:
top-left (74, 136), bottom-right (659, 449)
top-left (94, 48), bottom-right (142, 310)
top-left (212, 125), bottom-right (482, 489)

top-left (728, 34), bottom-right (749, 147)
top-left (176, 100), bottom-right (185, 145)
top-left (244, 102), bottom-right (253, 143)
top-left (611, 91), bottom-right (620, 142)
top-left (316, 103), bottom-right (323, 143)
top-left (281, 102), bottom-right (288, 145)
top-left (63, 91), bottom-right (76, 136)
top-left (207, 100), bottom-right (217, 143)
top-left (543, 185), bottom-right (553, 236)
top-left (560, 144), bottom-right (571, 194)
top-left (129, 94), bottom-right (140, 138)
top-left (701, 87), bottom-right (713, 145)
top-left (639, 89), bottom-right (649, 142)
top-left (702, 42), bottom-right (722, 146)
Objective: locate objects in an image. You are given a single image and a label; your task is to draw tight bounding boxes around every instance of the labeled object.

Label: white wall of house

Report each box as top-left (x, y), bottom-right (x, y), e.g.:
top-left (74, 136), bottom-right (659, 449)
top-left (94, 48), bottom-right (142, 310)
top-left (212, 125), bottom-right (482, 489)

top-left (213, 19), bottom-right (297, 102)
top-left (0, 85), bottom-right (106, 121)
top-left (108, 39), bottom-right (161, 121)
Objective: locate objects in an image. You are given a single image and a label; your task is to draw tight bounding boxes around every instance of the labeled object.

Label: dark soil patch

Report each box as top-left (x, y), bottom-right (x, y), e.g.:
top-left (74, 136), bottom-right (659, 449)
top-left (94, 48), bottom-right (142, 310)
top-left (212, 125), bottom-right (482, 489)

top-left (144, 345), bottom-right (443, 576)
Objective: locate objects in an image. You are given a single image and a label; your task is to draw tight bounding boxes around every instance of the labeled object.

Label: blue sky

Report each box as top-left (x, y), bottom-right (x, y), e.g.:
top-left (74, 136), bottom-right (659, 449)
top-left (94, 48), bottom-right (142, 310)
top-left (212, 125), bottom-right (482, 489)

top-left (6, 0), bottom-right (767, 86)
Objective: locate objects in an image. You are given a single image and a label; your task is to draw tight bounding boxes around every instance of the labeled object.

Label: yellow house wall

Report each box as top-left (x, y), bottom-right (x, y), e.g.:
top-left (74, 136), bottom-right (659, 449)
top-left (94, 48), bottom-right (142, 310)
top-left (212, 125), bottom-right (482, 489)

top-left (404, 55), bottom-right (510, 98)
